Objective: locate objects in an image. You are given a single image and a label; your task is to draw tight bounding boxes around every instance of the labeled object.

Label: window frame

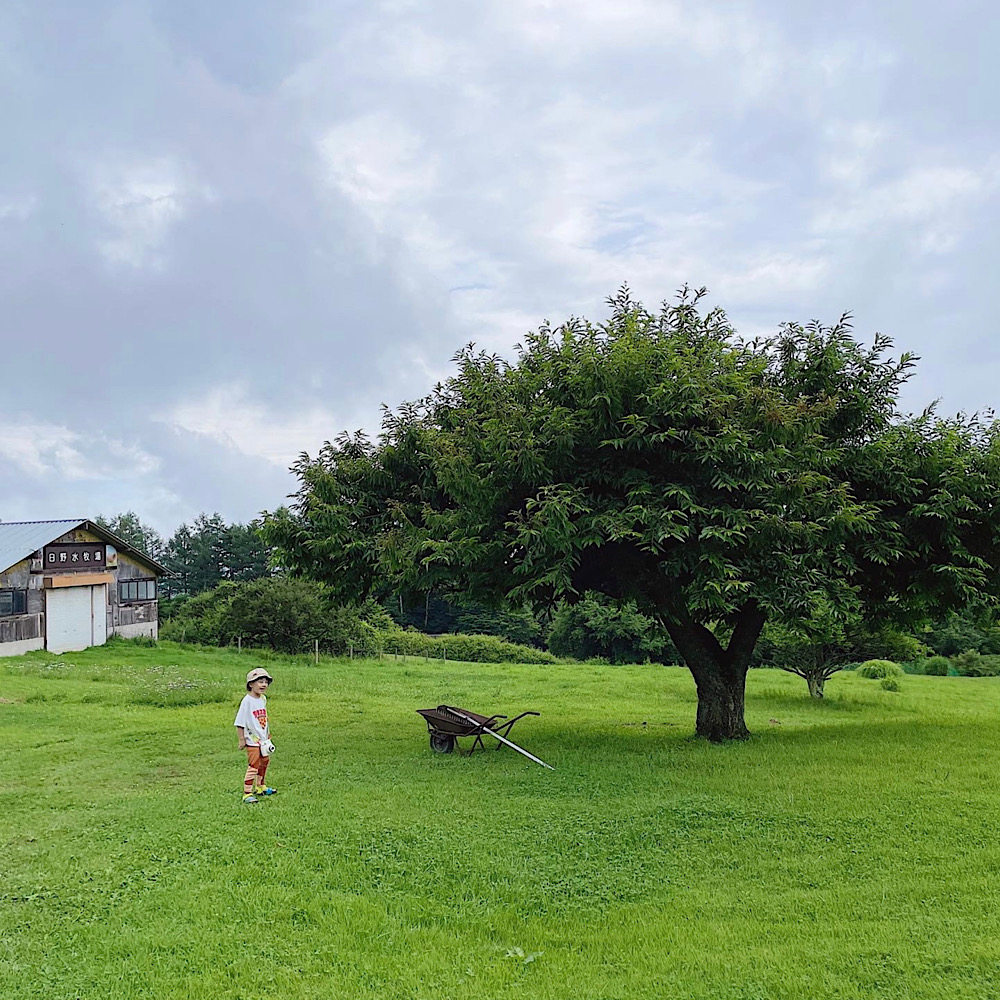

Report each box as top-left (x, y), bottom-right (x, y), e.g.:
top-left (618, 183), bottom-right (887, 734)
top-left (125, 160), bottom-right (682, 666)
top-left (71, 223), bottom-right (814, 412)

top-left (119, 578), bottom-right (157, 603)
top-left (0, 589), bottom-right (28, 617)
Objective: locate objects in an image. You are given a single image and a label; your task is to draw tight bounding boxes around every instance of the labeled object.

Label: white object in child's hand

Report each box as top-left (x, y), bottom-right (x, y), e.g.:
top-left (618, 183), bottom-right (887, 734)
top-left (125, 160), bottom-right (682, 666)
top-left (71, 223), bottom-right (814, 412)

top-left (261, 739), bottom-right (275, 756)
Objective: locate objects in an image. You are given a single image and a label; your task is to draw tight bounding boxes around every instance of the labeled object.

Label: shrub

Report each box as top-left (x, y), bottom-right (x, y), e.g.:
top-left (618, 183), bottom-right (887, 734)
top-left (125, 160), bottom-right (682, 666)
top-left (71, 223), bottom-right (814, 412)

top-left (377, 629), bottom-right (557, 664)
top-left (880, 677), bottom-right (901, 692)
top-left (859, 630), bottom-right (923, 664)
top-left (923, 655), bottom-right (950, 676)
top-left (951, 650), bottom-right (1000, 677)
top-left (857, 659), bottom-right (903, 679)
top-left (548, 594), bottom-right (677, 664)
top-left (924, 610), bottom-right (1000, 657)
top-left (385, 593), bottom-right (545, 647)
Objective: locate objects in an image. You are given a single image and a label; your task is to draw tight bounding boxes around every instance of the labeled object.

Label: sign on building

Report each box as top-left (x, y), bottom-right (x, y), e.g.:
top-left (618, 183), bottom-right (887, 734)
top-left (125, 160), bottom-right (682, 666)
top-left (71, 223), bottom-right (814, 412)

top-left (43, 544), bottom-right (107, 570)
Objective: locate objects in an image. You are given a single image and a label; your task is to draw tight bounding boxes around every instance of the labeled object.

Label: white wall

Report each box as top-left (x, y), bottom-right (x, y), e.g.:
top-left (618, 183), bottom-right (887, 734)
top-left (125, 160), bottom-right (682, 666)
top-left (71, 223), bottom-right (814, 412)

top-left (112, 621), bottom-right (158, 641)
top-left (0, 637), bottom-right (45, 658)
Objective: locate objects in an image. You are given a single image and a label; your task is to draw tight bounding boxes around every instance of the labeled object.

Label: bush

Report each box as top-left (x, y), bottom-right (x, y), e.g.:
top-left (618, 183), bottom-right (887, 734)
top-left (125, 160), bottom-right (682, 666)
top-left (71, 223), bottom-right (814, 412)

top-left (923, 655), bottom-right (950, 676)
top-left (951, 650), bottom-right (1000, 677)
top-left (158, 578), bottom-right (558, 663)
top-left (160, 578), bottom-right (395, 655)
top-left (377, 629), bottom-right (557, 664)
top-left (857, 659), bottom-right (903, 679)
top-left (924, 610), bottom-right (1000, 657)
top-left (547, 594), bottom-right (677, 664)
top-left (858, 629), bottom-right (923, 664)
top-left (880, 677), bottom-right (901, 692)
top-left (385, 593), bottom-right (545, 647)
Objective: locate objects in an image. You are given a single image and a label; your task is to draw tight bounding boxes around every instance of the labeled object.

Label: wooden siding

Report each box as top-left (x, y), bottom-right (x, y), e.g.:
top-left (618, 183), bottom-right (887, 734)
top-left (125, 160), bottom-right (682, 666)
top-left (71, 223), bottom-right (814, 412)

top-left (0, 557), bottom-right (44, 645)
top-left (0, 613), bottom-right (42, 643)
top-left (0, 557), bottom-right (31, 589)
top-left (109, 552), bottom-right (158, 629)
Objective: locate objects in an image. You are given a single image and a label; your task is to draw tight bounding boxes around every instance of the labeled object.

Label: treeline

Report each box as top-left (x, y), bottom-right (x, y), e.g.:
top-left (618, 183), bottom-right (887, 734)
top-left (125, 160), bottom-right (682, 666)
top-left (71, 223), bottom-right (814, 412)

top-left (96, 511), bottom-right (271, 598)
top-left (105, 511), bottom-right (1000, 672)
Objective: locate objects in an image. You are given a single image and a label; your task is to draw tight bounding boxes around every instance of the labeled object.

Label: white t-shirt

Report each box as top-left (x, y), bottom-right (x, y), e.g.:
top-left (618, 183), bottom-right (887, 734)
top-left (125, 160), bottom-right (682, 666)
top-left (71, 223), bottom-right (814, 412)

top-left (234, 693), bottom-right (269, 746)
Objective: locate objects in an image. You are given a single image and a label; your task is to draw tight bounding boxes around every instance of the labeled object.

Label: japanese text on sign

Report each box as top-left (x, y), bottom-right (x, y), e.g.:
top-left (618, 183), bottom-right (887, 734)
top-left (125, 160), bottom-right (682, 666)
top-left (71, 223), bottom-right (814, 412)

top-left (43, 544), bottom-right (106, 570)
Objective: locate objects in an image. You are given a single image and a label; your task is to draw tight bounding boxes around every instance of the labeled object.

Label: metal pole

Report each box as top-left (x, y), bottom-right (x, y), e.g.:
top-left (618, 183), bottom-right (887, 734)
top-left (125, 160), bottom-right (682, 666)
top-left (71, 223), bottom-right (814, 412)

top-left (314, 639), bottom-right (319, 664)
top-left (238, 636), bottom-right (242, 654)
top-left (445, 708), bottom-right (554, 770)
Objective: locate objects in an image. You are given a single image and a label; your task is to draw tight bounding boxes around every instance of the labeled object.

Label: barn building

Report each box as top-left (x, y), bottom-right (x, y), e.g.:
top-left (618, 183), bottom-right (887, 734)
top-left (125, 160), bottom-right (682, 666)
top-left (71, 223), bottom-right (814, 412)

top-left (0, 519), bottom-right (168, 657)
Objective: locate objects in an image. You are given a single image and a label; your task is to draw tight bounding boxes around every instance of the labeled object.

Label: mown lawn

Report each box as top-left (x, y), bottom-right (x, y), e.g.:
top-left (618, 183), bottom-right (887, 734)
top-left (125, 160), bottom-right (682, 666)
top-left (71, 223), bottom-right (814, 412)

top-left (3, 641), bottom-right (999, 999)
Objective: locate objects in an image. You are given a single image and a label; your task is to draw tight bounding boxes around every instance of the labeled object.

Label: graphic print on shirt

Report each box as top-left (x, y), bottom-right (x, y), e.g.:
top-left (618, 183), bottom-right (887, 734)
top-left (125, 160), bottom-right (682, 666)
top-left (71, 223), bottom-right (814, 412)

top-left (253, 707), bottom-right (268, 731)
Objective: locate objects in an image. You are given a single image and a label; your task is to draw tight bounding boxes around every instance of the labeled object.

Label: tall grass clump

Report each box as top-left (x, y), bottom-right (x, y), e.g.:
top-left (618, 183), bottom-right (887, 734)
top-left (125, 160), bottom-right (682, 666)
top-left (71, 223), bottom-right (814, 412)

top-left (857, 659), bottom-right (903, 679)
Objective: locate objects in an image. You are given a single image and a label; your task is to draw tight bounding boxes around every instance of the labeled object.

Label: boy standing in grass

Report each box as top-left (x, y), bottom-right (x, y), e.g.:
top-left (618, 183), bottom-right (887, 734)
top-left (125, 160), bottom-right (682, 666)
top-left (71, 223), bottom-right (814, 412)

top-left (235, 668), bottom-right (277, 803)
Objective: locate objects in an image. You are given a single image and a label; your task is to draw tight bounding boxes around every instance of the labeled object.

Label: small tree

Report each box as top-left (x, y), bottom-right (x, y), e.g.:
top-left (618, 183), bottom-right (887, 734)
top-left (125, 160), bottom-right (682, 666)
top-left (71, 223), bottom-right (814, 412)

top-left (263, 288), bottom-right (1000, 740)
top-left (767, 602), bottom-right (851, 698)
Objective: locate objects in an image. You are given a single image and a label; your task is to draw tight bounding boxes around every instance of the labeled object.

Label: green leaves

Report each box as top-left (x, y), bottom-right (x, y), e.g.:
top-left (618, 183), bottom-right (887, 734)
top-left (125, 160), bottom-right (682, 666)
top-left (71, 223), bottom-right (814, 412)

top-left (263, 286), bottom-right (1000, 660)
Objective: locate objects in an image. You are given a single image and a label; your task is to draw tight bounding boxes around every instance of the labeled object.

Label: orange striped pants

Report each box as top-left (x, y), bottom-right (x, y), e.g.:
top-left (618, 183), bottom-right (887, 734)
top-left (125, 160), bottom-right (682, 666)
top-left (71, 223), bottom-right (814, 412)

top-left (244, 745), bottom-right (270, 794)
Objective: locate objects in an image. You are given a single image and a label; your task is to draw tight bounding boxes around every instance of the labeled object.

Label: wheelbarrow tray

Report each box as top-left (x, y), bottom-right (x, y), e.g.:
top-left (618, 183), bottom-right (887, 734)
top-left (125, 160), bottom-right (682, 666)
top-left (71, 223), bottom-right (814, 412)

top-left (416, 706), bottom-right (498, 736)
top-left (416, 704), bottom-right (545, 762)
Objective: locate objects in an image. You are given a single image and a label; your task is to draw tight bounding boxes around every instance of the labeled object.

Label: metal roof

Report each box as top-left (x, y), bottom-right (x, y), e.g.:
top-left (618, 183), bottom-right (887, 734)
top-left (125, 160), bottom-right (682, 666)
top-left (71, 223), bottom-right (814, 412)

top-left (0, 520), bottom-right (87, 574)
top-left (0, 519), bottom-right (170, 576)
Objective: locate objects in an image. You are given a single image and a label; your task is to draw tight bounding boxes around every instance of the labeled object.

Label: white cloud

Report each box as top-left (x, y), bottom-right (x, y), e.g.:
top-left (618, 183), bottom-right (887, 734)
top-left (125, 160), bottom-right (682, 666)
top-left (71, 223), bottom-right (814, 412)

top-left (0, 422), bottom-right (160, 480)
top-left (0, 194), bottom-right (36, 221)
top-left (159, 385), bottom-right (350, 466)
top-left (813, 157), bottom-right (999, 254)
top-left (87, 156), bottom-right (208, 269)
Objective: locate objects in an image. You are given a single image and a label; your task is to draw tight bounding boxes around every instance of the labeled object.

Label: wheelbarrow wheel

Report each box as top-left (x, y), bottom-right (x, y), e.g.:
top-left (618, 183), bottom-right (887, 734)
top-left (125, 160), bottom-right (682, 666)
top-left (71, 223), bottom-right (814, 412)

top-left (430, 732), bottom-right (456, 754)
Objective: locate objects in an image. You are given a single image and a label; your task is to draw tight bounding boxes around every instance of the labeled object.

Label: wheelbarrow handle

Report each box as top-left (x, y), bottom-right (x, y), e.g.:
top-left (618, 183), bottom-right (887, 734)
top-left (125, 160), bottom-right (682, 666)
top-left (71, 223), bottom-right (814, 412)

top-left (510, 711), bottom-right (540, 721)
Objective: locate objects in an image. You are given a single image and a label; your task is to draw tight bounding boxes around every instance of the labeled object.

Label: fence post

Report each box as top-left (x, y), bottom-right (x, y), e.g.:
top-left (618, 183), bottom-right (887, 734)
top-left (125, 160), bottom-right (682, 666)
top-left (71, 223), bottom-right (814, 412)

top-left (349, 641), bottom-right (354, 660)
top-left (238, 636), bottom-right (242, 654)
top-left (443, 645), bottom-right (447, 663)
top-left (315, 639), bottom-right (319, 665)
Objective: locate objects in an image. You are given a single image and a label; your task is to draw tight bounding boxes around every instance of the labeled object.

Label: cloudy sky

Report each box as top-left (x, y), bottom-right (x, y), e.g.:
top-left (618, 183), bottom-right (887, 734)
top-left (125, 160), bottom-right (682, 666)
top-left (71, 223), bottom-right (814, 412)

top-left (2, 0), bottom-right (997, 536)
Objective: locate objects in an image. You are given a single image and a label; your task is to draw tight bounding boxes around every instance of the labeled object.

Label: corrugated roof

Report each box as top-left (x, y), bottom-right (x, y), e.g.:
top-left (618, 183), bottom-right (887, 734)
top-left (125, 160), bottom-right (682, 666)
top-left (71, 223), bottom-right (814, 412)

top-left (0, 519), bottom-right (88, 574)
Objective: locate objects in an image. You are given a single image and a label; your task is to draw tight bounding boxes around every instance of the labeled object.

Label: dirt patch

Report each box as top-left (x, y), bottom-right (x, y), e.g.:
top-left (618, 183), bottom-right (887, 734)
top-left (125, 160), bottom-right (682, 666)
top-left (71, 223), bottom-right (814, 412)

top-left (0, 697), bottom-right (22, 704)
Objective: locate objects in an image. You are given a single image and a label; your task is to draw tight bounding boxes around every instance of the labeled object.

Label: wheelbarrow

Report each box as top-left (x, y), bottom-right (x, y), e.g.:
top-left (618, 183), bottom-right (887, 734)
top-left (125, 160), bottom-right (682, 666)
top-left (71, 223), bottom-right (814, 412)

top-left (416, 704), bottom-right (554, 769)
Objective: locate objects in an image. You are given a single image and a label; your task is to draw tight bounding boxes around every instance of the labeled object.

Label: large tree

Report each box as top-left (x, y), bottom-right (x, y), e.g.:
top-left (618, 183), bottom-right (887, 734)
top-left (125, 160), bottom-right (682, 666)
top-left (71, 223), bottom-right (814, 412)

top-left (263, 288), bottom-right (1000, 740)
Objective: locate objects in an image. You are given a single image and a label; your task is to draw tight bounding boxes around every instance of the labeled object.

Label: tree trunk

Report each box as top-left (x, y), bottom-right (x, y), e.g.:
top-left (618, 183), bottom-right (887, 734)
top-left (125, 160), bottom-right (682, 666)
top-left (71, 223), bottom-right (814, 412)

top-left (693, 665), bottom-right (750, 741)
top-left (807, 675), bottom-right (825, 699)
top-left (663, 601), bottom-right (765, 742)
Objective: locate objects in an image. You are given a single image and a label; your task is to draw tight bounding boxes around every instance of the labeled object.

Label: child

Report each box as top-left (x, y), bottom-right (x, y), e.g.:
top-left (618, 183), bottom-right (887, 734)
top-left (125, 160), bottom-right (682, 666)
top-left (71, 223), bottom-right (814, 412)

top-left (234, 667), bottom-right (277, 803)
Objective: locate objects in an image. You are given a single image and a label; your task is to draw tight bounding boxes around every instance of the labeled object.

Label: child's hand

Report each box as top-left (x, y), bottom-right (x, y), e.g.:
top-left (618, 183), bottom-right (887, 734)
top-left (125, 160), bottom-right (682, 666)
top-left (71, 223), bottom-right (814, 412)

top-left (238, 740), bottom-right (246, 750)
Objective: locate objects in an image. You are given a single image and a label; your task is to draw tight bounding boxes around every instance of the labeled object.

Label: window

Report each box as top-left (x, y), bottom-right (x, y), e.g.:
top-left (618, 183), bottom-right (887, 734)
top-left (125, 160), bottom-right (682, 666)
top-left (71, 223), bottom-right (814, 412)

top-left (0, 590), bottom-right (27, 617)
top-left (120, 579), bottom-right (157, 602)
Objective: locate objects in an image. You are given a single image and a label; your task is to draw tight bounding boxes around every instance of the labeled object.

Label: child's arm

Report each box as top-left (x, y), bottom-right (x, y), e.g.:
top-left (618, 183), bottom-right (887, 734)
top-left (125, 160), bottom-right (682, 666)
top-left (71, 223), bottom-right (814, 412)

top-left (236, 726), bottom-right (247, 749)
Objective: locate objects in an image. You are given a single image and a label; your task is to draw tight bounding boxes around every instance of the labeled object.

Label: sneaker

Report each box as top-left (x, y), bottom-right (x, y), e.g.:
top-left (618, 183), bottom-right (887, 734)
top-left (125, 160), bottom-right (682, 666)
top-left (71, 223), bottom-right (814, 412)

top-left (254, 786), bottom-right (278, 796)
top-left (242, 793), bottom-right (258, 803)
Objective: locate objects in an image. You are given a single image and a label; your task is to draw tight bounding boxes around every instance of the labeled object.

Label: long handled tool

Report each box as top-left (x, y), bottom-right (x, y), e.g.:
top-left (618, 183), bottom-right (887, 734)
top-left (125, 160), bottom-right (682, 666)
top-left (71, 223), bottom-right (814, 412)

top-left (442, 706), bottom-right (555, 770)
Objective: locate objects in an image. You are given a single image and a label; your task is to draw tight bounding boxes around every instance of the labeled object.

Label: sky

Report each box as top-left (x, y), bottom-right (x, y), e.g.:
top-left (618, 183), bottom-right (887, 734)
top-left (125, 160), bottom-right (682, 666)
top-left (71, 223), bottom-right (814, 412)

top-left (1, 0), bottom-right (998, 537)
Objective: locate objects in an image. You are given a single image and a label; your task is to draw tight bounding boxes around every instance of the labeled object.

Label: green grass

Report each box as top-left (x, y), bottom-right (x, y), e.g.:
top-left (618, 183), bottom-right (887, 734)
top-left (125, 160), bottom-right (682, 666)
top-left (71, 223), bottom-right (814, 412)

top-left (3, 642), bottom-right (999, 999)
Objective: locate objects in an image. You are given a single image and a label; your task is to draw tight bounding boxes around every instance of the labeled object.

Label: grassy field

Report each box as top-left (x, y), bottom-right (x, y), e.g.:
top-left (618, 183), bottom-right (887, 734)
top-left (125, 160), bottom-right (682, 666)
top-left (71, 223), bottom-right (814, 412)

top-left (2, 641), bottom-right (999, 999)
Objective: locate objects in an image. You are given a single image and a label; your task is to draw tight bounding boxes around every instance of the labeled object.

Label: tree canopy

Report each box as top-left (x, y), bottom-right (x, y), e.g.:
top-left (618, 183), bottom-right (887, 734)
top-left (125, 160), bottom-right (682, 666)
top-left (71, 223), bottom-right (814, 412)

top-left (263, 287), bottom-right (1000, 740)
